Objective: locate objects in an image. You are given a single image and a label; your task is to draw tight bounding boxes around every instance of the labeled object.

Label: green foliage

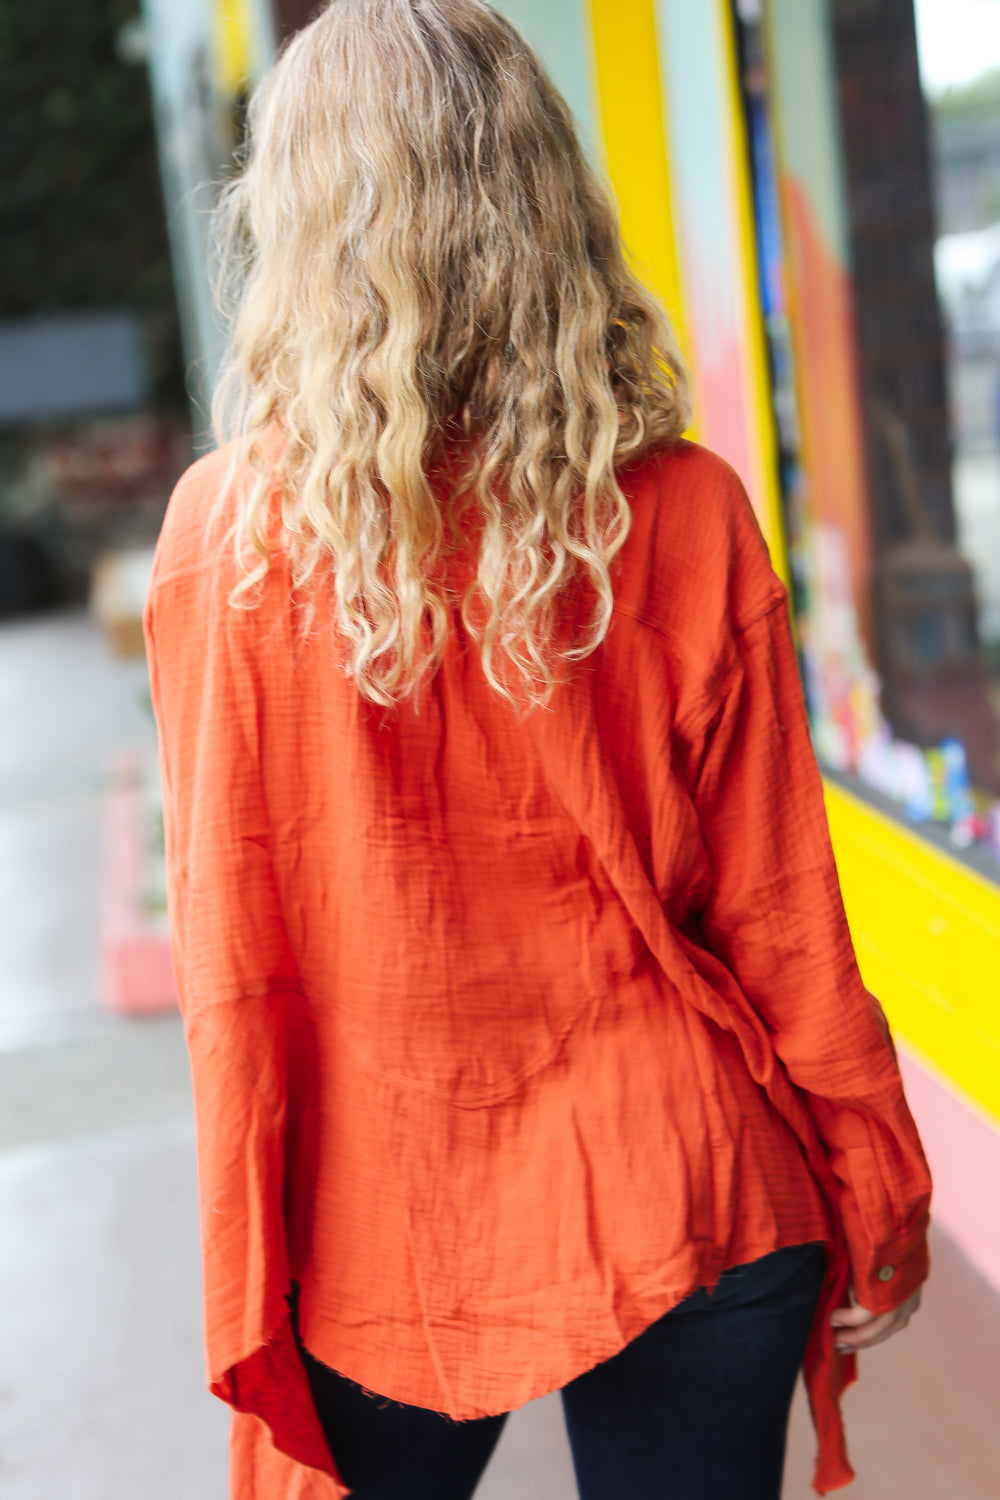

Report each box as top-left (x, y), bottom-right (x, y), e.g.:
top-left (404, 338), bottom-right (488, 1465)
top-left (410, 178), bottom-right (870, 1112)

top-left (0, 0), bottom-right (175, 317)
top-left (932, 68), bottom-right (1000, 120)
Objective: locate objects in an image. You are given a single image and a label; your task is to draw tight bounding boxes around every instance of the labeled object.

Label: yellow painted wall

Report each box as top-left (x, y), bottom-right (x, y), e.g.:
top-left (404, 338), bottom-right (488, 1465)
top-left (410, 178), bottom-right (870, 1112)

top-left (212, 0), bottom-right (253, 98)
top-left (586, 0), bottom-right (687, 349)
top-left (825, 782), bottom-right (1000, 1129)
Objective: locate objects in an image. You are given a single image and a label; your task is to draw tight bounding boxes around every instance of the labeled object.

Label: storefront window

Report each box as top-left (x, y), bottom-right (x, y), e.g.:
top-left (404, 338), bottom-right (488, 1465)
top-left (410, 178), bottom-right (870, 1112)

top-left (921, 0), bottom-right (1000, 768)
top-left (736, 0), bottom-right (1000, 877)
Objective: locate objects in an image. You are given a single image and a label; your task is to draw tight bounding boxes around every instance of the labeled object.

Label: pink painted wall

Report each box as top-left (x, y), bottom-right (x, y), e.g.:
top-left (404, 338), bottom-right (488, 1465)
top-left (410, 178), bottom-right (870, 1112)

top-left (899, 1046), bottom-right (1000, 1294)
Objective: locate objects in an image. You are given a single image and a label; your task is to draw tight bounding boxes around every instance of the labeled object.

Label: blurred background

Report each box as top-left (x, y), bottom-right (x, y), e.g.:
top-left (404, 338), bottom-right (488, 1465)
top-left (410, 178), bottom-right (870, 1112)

top-left (1, 1), bottom-right (999, 1496)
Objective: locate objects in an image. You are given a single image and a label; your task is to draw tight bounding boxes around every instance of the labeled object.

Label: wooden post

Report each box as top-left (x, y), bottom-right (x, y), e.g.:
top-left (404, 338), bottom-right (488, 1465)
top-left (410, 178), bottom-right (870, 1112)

top-left (270, 0), bottom-right (318, 40)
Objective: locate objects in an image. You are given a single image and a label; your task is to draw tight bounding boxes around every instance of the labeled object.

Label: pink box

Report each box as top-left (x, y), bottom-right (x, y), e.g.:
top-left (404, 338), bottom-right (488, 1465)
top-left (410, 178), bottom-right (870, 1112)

top-left (100, 751), bottom-right (177, 1016)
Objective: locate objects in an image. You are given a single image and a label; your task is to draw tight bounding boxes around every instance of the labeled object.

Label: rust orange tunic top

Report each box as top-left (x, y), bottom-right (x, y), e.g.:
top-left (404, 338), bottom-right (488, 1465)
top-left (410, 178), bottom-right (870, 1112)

top-left (144, 437), bottom-right (931, 1499)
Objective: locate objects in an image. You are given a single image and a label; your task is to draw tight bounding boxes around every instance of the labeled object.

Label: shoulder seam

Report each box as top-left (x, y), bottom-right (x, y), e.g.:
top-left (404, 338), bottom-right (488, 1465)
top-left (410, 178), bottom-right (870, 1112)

top-left (612, 581), bottom-right (788, 647)
top-left (151, 554), bottom-right (222, 593)
top-left (610, 597), bottom-right (678, 645)
top-left (734, 585), bottom-right (789, 636)
top-left (676, 655), bottom-right (744, 744)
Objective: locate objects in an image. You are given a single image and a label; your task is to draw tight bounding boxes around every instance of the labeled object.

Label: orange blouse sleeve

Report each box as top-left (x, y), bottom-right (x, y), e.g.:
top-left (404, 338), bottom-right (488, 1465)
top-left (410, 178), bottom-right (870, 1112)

top-left (145, 551), bottom-right (344, 1492)
top-left (688, 585), bottom-right (932, 1316)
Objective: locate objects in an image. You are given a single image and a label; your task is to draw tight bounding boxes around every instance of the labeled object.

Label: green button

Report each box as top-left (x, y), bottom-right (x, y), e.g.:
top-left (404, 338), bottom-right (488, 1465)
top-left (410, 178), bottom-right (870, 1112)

top-left (878, 1265), bottom-right (895, 1282)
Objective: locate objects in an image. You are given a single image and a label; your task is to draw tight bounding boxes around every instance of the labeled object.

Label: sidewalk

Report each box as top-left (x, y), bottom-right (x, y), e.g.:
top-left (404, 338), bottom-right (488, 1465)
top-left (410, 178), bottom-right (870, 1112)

top-left (0, 608), bottom-right (997, 1499)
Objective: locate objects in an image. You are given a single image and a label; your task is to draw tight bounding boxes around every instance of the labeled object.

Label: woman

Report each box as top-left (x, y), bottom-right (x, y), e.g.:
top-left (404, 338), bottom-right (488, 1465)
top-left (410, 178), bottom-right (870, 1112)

top-left (144, 2), bottom-right (931, 1497)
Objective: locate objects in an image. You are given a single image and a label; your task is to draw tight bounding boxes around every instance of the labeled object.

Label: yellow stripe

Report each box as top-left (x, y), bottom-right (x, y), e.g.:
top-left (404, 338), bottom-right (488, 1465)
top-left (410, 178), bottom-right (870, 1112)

top-left (585, 0), bottom-right (689, 366)
top-left (824, 779), bottom-right (1000, 1129)
top-left (716, 0), bottom-right (789, 586)
top-left (213, 0), bottom-right (253, 99)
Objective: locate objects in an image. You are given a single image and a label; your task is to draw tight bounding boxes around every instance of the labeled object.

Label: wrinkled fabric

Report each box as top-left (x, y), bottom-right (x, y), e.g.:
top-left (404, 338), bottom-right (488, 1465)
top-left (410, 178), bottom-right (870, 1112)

top-left (144, 437), bottom-right (931, 1499)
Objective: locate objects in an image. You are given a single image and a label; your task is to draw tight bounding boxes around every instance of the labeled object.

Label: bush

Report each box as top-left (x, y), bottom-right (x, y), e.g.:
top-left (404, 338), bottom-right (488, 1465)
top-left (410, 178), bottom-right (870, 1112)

top-left (0, 0), bottom-right (181, 401)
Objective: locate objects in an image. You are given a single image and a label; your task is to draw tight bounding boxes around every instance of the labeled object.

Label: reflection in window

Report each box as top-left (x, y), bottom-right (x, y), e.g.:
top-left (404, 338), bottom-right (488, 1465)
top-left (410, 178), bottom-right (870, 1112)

top-left (736, 0), bottom-right (1000, 874)
top-left (929, 38), bottom-right (1000, 775)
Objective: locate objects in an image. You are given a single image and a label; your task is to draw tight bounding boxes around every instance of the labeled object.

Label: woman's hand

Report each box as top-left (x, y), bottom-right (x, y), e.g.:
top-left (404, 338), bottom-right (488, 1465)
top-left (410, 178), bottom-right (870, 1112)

top-left (830, 1287), bottom-right (922, 1354)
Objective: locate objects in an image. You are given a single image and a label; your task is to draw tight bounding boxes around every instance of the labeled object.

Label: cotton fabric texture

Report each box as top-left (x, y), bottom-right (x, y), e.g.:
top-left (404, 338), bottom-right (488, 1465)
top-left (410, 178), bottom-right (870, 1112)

top-left (144, 437), bottom-right (932, 1500)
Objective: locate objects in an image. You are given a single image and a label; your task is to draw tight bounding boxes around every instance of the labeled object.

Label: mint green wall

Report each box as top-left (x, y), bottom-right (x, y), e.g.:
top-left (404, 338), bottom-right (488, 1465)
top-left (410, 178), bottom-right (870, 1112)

top-left (764, 0), bottom-right (850, 263)
top-left (492, 0), bottom-right (600, 163)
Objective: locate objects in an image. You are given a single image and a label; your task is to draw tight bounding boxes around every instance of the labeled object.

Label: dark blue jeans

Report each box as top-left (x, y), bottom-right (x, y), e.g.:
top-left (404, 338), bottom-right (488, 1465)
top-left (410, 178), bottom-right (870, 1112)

top-left (298, 1241), bottom-right (827, 1500)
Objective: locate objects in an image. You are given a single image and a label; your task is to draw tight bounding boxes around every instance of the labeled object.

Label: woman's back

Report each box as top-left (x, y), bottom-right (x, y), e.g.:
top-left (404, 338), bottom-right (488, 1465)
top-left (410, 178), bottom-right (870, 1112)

top-left (146, 3), bottom-right (930, 1496)
top-left (147, 432), bottom-right (927, 1496)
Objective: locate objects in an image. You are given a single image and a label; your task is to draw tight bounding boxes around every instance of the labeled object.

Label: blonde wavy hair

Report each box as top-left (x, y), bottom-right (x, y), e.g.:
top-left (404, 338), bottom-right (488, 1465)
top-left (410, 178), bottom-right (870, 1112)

top-left (213, 0), bottom-right (690, 708)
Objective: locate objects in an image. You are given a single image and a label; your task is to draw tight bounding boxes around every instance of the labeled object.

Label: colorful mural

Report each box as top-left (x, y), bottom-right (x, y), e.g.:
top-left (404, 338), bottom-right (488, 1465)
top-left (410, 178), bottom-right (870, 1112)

top-left (764, 0), bottom-right (875, 657)
top-left (652, 0), bottom-right (785, 573)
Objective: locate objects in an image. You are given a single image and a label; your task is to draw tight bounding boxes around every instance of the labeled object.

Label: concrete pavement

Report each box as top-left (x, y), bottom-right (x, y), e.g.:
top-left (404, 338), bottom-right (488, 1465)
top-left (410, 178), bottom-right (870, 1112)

top-left (0, 607), bottom-right (997, 1499)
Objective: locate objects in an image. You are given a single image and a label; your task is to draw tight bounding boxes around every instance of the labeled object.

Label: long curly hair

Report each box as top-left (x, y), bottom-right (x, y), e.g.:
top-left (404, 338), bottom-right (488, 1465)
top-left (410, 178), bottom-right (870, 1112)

top-left (212, 0), bottom-right (689, 708)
